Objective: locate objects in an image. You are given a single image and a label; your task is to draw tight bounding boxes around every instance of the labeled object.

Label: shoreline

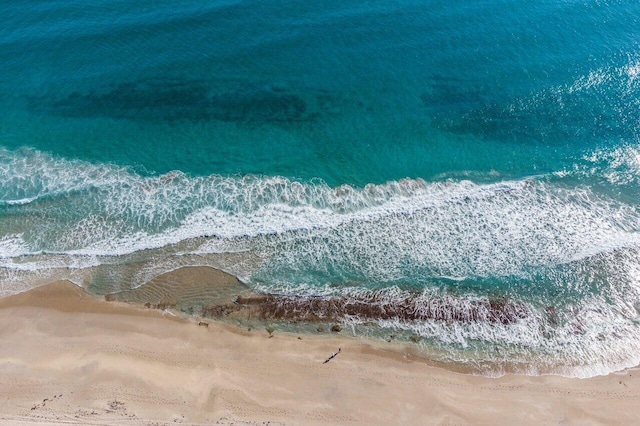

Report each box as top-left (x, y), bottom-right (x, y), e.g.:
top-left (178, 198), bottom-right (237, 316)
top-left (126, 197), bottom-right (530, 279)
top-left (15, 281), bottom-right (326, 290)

top-left (1, 279), bottom-right (640, 424)
top-left (101, 265), bottom-right (633, 379)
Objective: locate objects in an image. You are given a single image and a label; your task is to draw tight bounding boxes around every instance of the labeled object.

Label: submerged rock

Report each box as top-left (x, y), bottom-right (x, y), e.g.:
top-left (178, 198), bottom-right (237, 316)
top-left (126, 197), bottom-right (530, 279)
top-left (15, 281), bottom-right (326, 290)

top-left (107, 266), bottom-right (531, 332)
top-left (31, 78), bottom-right (327, 125)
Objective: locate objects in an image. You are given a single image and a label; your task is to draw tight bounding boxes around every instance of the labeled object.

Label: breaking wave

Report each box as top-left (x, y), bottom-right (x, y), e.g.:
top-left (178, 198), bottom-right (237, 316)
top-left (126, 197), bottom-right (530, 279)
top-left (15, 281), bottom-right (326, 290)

top-left (2, 146), bottom-right (640, 377)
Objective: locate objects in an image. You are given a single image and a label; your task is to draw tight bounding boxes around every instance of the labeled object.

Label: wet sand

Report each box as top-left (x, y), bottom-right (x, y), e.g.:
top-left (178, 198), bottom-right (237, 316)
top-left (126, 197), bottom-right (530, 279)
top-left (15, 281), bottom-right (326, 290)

top-left (1, 276), bottom-right (639, 425)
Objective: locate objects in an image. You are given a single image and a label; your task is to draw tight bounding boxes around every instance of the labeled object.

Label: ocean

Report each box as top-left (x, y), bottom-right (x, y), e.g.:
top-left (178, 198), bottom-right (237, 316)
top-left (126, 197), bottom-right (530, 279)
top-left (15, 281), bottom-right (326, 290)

top-left (2, 0), bottom-right (640, 377)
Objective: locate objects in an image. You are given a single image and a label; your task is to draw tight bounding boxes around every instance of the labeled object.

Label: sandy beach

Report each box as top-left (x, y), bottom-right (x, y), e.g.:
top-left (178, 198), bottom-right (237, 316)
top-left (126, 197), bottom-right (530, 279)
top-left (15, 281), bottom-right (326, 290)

top-left (1, 279), bottom-right (639, 425)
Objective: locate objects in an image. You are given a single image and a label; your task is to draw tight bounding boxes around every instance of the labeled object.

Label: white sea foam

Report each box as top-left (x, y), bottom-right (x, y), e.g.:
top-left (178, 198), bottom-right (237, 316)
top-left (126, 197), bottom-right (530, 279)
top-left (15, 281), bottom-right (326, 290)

top-left (2, 147), bottom-right (640, 285)
top-left (2, 147), bottom-right (640, 376)
top-left (0, 235), bottom-right (30, 258)
top-left (1, 197), bottom-right (38, 206)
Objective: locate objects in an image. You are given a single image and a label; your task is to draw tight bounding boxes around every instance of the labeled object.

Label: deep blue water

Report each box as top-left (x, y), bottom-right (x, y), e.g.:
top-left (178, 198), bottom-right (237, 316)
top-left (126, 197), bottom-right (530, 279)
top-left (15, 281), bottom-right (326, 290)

top-left (2, 0), bottom-right (640, 376)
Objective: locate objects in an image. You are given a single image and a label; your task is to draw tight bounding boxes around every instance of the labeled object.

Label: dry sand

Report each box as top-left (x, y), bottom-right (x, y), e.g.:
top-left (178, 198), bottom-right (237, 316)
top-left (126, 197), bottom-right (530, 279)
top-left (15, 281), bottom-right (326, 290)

top-left (1, 280), bottom-right (639, 425)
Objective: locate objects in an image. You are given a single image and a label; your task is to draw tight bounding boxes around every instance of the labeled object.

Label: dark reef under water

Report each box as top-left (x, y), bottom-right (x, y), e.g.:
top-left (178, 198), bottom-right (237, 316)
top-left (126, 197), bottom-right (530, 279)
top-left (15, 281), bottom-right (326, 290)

top-left (106, 267), bottom-right (547, 330)
top-left (28, 78), bottom-right (339, 125)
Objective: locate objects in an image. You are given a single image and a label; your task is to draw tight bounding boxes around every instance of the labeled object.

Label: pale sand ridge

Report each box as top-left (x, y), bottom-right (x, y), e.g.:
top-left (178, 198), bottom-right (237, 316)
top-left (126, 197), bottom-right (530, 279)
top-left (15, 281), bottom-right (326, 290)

top-left (1, 279), bottom-right (639, 425)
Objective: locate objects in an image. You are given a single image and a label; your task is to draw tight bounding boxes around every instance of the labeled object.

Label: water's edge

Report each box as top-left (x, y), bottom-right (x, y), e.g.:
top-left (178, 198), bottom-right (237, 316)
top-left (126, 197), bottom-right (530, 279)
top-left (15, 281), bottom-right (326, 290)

top-left (36, 265), bottom-right (629, 378)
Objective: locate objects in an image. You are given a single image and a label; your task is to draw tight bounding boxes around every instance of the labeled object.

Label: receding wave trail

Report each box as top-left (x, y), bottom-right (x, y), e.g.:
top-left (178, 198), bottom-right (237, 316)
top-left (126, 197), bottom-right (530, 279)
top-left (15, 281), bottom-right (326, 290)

top-left (2, 146), bottom-right (640, 377)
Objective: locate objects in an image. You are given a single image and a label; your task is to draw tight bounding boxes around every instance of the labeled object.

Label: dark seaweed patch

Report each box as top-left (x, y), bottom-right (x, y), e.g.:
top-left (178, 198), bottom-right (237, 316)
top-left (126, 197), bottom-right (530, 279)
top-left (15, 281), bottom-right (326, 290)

top-left (114, 267), bottom-right (532, 327)
top-left (209, 90), bottom-right (307, 123)
top-left (29, 78), bottom-right (323, 125)
top-left (255, 293), bottom-right (529, 325)
top-left (202, 291), bottom-right (529, 326)
top-left (423, 75), bottom-right (639, 144)
top-left (34, 80), bottom-right (212, 121)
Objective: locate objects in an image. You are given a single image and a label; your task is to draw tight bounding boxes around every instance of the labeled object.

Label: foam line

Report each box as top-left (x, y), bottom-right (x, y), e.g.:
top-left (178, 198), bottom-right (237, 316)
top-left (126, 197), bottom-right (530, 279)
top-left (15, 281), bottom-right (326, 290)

top-left (2, 147), bottom-right (640, 377)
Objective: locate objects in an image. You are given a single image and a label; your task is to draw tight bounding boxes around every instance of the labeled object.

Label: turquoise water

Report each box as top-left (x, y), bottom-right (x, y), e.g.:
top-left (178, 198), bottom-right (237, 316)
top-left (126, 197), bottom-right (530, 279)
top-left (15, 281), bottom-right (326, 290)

top-left (2, 0), bottom-right (640, 376)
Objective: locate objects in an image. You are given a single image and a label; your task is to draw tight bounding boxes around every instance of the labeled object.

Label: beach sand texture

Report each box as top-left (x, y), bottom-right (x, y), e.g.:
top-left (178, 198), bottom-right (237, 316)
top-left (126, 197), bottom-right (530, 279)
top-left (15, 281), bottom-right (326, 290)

top-left (1, 274), bottom-right (640, 425)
